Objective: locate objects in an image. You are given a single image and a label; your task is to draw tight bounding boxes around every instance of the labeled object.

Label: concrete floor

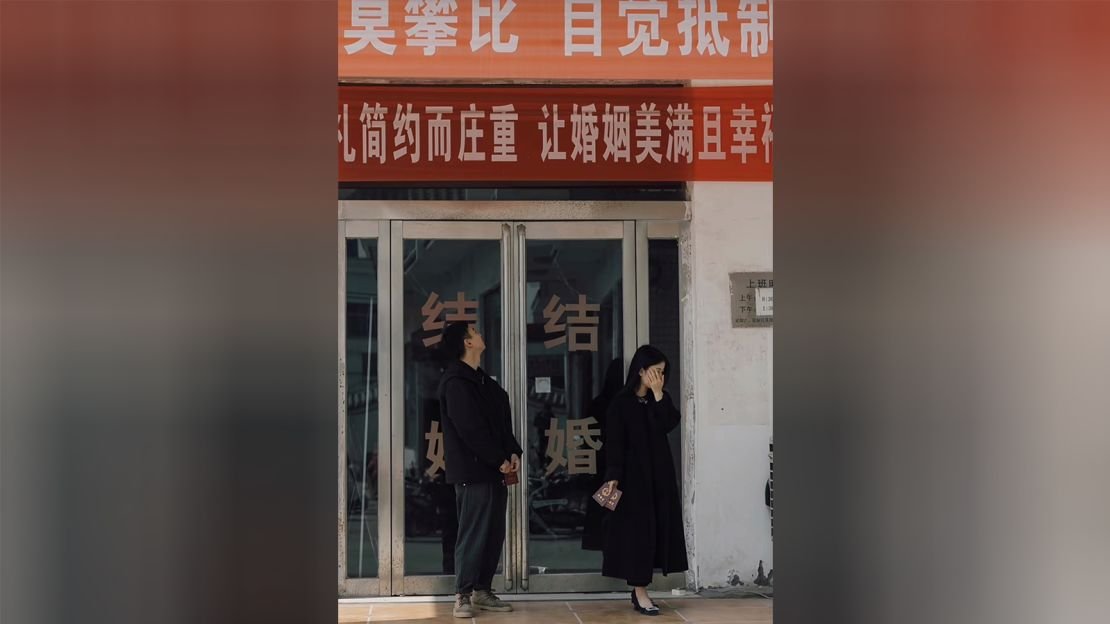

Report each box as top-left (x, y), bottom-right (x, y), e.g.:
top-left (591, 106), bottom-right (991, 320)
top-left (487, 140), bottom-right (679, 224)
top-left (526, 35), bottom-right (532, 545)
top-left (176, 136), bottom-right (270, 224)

top-left (339, 596), bottom-right (772, 623)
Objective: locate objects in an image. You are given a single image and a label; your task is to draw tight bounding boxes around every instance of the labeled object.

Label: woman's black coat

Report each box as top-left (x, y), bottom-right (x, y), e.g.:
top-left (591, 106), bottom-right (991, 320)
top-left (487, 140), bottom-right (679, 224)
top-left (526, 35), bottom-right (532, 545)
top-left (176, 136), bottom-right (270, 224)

top-left (600, 390), bottom-right (688, 583)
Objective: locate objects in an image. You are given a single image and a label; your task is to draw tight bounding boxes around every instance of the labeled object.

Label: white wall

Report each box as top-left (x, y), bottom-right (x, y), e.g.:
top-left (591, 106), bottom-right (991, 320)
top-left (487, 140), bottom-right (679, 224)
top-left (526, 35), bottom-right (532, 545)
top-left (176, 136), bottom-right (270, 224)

top-left (683, 181), bottom-right (773, 589)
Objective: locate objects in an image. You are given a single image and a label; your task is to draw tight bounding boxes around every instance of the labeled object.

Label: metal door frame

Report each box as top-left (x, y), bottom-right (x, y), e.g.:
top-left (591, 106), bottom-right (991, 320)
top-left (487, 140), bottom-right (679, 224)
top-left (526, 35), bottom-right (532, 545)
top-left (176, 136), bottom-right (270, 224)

top-left (512, 221), bottom-right (683, 593)
top-left (338, 220), bottom-right (393, 597)
top-left (389, 221), bottom-right (512, 596)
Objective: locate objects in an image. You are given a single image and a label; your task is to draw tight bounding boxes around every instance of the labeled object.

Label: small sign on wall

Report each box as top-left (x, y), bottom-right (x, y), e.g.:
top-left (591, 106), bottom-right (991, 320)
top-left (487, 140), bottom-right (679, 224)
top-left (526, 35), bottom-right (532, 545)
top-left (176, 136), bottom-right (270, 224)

top-left (730, 272), bottom-right (773, 328)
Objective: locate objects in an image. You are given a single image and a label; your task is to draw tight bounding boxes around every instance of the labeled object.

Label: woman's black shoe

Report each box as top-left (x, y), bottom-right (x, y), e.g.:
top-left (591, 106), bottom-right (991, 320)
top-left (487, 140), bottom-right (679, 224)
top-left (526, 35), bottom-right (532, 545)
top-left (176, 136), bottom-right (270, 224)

top-left (631, 591), bottom-right (661, 616)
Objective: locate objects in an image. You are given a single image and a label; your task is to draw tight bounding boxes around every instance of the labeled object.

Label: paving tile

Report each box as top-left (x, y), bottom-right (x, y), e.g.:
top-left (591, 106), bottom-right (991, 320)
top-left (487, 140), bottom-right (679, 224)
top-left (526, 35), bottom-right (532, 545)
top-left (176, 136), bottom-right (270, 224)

top-left (367, 601), bottom-right (579, 623)
top-left (469, 602), bottom-right (580, 623)
top-left (368, 602), bottom-right (454, 622)
top-left (671, 597), bottom-right (770, 604)
top-left (367, 614), bottom-right (456, 623)
top-left (338, 603), bottom-right (370, 623)
top-left (343, 597), bottom-right (774, 624)
top-left (570, 599), bottom-right (685, 623)
top-left (662, 598), bottom-right (773, 624)
top-left (676, 615), bottom-right (772, 624)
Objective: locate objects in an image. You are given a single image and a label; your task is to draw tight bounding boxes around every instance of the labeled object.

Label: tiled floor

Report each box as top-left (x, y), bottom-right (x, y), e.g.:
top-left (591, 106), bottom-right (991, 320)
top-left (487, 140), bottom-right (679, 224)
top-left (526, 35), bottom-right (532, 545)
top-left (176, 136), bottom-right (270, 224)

top-left (339, 597), bottom-right (772, 623)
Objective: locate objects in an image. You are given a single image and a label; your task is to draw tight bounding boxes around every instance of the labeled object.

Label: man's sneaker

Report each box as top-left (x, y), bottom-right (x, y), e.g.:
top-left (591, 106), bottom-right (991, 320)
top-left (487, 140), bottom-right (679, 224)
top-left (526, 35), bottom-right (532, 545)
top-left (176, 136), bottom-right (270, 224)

top-left (471, 589), bottom-right (513, 612)
top-left (453, 593), bottom-right (474, 618)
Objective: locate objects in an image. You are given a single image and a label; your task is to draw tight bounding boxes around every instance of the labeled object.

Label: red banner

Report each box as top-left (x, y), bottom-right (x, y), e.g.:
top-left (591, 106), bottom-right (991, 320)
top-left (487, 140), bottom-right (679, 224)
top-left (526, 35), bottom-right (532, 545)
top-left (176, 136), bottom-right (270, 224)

top-left (339, 0), bottom-right (773, 81)
top-left (339, 86), bottom-right (772, 182)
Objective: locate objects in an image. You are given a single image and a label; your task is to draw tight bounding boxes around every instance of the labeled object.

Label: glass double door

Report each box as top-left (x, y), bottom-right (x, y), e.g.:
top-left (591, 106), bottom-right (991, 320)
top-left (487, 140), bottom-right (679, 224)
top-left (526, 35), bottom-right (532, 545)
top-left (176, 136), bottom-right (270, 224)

top-left (341, 220), bottom-right (683, 596)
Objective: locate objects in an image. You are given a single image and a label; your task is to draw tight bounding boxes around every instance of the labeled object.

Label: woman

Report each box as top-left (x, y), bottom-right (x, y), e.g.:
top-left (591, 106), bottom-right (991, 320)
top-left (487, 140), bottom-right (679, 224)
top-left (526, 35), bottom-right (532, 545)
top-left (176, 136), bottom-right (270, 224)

top-left (600, 345), bottom-right (688, 616)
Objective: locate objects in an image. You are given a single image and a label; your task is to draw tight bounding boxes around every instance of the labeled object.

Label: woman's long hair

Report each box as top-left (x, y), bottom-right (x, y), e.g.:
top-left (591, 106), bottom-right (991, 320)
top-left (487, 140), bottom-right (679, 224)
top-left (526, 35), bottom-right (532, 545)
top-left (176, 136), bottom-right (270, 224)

top-left (620, 345), bottom-right (670, 396)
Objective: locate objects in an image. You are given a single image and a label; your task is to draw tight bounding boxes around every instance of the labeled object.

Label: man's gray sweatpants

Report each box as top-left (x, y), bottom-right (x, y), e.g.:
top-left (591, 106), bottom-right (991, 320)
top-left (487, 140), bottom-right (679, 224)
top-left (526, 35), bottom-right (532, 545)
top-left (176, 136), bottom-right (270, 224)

top-left (453, 481), bottom-right (508, 594)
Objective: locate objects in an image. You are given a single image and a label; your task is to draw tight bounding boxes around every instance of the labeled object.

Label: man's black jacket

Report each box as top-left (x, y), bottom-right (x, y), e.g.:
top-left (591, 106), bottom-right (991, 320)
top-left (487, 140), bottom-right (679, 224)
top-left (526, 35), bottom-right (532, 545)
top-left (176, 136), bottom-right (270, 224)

top-left (437, 359), bottom-right (524, 484)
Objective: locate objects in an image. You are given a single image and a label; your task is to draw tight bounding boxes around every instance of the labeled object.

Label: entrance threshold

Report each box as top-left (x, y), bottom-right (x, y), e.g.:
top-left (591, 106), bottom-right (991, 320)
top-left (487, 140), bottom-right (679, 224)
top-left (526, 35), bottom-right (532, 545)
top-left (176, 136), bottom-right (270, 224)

top-left (339, 591), bottom-right (697, 604)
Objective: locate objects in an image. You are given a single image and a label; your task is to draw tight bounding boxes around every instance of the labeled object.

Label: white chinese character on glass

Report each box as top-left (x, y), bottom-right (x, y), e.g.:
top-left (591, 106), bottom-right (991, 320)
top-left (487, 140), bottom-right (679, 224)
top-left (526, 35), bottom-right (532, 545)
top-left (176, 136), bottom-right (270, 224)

top-left (677, 0), bottom-right (730, 56)
top-left (490, 104), bottom-right (518, 162)
top-left (404, 0), bottom-right (459, 56)
top-left (565, 0), bottom-right (602, 57)
top-left (471, 0), bottom-right (518, 53)
top-left (618, 0), bottom-right (669, 57)
top-left (737, 0), bottom-right (771, 58)
top-left (543, 416), bottom-right (603, 476)
top-left (425, 420), bottom-right (446, 476)
top-left (665, 103), bottom-right (694, 164)
top-left (360, 103), bottom-right (389, 164)
top-left (564, 295), bottom-right (600, 352)
top-left (392, 103), bottom-right (421, 163)
top-left (544, 418), bottom-right (568, 475)
top-left (570, 104), bottom-right (600, 163)
top-left (635, 102), bottom-right (663, 164)
top-left (421, 291), bottom-right (478, 346)
top-left (458, 103), bottom-right (487, 162)
top-left (426, 106), bottom-right (454, 162)
top-left (698, 106), bottom-right (726, 160)
top-left (345, 0), bottom-right (398, 55)
top-left (339, 104), bottom-right (357, 163)
top-left (760, 102), bottom-right (773, 164)
top-left (421, 292), bottom-right (447, 343)
top-left (567, 417), bottom-right (603, 475)
top-left (542, 295), bottom-right (567, 348)
top-left (729, 104), bottom-right (757, 164)
top-left (542, 294), bottom-right (600, 352)
top-left (602, 104), bottom-right (632, 163)
top-left (539, 104), bottom-right (568, 162)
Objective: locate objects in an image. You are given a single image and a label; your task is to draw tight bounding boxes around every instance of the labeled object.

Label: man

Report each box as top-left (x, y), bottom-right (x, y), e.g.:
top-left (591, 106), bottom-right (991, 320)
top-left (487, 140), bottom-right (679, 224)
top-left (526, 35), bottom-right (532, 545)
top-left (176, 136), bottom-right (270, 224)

top-left (437, 321), bottom-right (522, 618)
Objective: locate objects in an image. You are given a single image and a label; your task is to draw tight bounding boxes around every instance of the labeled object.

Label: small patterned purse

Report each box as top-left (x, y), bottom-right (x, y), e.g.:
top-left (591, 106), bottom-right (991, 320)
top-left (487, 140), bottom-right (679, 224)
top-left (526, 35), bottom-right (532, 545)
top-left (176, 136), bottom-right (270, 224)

top-left (592, 481), bottom-right (623, 510)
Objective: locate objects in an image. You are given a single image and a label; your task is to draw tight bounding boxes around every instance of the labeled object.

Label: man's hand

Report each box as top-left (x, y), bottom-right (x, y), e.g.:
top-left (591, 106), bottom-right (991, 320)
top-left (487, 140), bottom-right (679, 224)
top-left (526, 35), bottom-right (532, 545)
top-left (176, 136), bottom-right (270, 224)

top-left (499, 460), bottom-right (512, 474)
top-left (510, 454), bottom-right (521, 473)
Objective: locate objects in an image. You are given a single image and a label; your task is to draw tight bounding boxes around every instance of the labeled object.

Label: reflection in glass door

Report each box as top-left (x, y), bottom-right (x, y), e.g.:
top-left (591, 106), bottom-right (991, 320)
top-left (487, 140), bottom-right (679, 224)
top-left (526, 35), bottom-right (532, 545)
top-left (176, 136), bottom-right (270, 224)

top-left (346, 238), bottom-right (380, 580)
